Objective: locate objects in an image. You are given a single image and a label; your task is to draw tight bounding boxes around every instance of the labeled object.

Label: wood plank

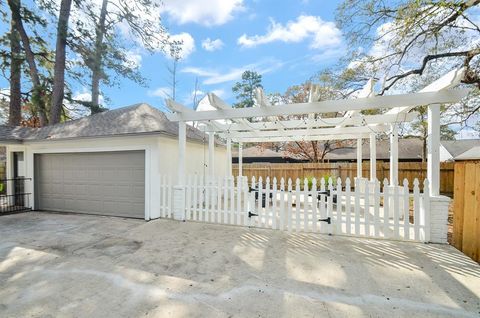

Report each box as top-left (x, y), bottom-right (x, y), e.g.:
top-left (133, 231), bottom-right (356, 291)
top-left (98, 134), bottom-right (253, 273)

top-left (462, 162), bottom-right (477, 260)
top-left (453, 163), bottom-right (465, 250)
top-left (475, 163), bottom-right (480, 262)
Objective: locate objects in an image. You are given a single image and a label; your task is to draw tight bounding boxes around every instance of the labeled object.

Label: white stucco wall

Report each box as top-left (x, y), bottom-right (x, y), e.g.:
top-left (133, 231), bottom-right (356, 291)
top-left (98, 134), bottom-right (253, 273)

top-left (156, 136), bottom-right (227, 178)
top-left (5, 134), bottom-right (227, 220)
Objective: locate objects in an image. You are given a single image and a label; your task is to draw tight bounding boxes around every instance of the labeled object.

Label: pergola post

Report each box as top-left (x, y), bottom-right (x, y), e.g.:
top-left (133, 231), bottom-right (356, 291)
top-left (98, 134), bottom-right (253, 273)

top-left (208, 131), bottom-right (215, 177)
top-left (369, 133), bottom-right (377, 181)
top-left (389, 124), bottom-right (399, 186)
top-left (238, 142), bottom-right (243, 177)
top-left (226, 138), bottom-right (232, 177)
top-left (427, 103), bottom-right (450, 244)
top-left (356, 138), bottom-right (362, 178)
top-left (428, 104), bottom-right (440, 196)
top-left (173, 121), bottom-right (186, 220)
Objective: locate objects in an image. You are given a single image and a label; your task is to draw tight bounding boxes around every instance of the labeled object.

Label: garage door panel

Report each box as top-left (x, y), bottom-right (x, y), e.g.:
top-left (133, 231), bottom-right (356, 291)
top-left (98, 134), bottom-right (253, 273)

top-left (35, 151), bottom-right (145, 218)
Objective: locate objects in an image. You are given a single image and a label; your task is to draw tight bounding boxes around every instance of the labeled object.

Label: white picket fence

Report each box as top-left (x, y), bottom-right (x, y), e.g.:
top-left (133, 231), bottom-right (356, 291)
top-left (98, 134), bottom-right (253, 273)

top-left (159, 175), bottom-right (431, 242)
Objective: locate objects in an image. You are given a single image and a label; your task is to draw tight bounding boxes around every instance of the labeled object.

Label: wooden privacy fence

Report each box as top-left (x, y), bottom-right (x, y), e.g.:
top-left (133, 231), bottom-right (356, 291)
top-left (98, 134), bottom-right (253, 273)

top-left (233, 162), bottom-right (454, 195)
top-left (453, 160), bottom-right (480, 263)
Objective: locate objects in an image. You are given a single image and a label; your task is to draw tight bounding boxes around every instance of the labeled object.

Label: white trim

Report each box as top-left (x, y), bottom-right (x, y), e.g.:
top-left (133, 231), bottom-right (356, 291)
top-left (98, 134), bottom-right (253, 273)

top-left (428, 104), bottom-right (441, 196)
top-left (226, 138), bottom-right (232, 176)
top-left (27, 144), bottom-right (154, 220)
top-left (389, 124), bottom-right (399, 186)
top-left (386, 67), bottom-right (465, 115)
top-left (166, 89), bottom-right (469, 122)
top-left (357, 138), bottom-right (362, 178)
top-left (221, 125), bottom-right (388, 139)
top-left (207, 112), bottom-right (418, 132)
top-left (234, 133), bottom-right (371, 143)
top-left (238, 142), bottom-right (243, 177)
top-left (370, 133), bottom-right (377, 180)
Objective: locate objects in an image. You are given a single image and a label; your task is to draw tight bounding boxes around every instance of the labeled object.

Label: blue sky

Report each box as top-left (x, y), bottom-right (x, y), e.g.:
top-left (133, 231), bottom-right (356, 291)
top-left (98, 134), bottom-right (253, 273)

top-left (103, 0), bottom-right (344, 111)
top-left (0, 0), bottom-right (345, 110)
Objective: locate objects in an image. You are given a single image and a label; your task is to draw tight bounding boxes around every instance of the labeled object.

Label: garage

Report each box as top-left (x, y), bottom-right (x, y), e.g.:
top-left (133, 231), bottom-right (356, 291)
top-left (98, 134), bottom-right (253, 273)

top-left (34, 151), bottom-right (145, 218)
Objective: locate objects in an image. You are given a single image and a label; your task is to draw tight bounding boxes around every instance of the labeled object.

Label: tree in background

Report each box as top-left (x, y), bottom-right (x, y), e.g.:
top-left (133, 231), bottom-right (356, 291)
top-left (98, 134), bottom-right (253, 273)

top-left (8, 5), bottom-right (21, 126)
top-left (1, 0), bottom-right (168, 124)
top-left (337, 0), bottom-right (480, 90)
top-left (166, 41), bottom-right (183, 101)
top-left (335, 0), bottom-right (480, 134)
top-left (403, 105), bottom-right (456, 162)
top-left (266, 78), bottom-right (355, 163)
top-left (5, 0), bottom-right (52, 125)
top-left (71, 0), bottom-right (168, 114)
top-left (49, 0), bottom-right (73, 125)
top-left (232, 70), bottom-right (263, 108)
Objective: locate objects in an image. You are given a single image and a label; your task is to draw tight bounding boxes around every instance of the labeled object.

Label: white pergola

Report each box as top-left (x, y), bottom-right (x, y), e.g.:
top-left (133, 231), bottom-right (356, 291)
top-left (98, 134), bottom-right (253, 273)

top-left (166, 68), bottom-right (468, 200)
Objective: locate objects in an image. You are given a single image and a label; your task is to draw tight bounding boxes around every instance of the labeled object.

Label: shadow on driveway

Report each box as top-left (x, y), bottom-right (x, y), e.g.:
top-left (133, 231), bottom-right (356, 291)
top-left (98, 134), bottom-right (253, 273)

top-left (0, 212), bottom-right (479, 317)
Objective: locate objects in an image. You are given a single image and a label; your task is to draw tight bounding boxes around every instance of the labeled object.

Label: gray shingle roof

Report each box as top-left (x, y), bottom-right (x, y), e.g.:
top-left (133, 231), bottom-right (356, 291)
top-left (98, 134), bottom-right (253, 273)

top-left (232, 146), bottom-right (286, 158)
top-left (454, 145), bottom-right (480, 160)
top-left (233, 139), bottom-right (425, 161)
top-left (0, 103), bottom-right (212, 143)
top-left (441, 139), bottom-right (480, 158)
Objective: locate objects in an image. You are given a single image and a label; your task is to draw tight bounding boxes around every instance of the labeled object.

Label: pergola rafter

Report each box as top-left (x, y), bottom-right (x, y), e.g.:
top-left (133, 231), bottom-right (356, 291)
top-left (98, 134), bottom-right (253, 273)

top-left (229, 133), bottom-right (372, 143)
top-left (165, 89), bottom-right (469, 122)
top-left (165, 67), bottom-right (468, 203)
top-left (220, 125), bottom-right (389, 140)
top-left (203, 112), bottom-right (419, 133)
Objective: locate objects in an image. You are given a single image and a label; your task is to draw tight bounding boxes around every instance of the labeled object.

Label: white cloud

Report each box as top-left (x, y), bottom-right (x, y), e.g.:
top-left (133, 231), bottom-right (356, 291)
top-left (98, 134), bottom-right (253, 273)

top-left (161, 0), bottom-right (244, 26)
top-left (181, 59), bottom-right (283, 85)
top-left (73, 90), bottom-right (104, 105)
top-left (238, 15), bottom-right (342, 49)
top-left (123, 50), bottom-right (142, 68)
top-left (167, 33), bottom-right (196, 59)
top-left (148, 87), bottom-right (172, 99)
top-left (180, 67), bottom-right (217, 77)
top-left (202, 38), bottom-right (224, 52)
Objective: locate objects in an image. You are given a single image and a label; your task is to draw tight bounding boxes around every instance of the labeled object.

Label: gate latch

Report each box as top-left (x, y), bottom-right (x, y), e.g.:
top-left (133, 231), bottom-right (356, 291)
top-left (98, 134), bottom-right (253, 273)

top-left (248, 211), bottom-right (258, 218)
top-left (318, 217), bottom-right (331, 224)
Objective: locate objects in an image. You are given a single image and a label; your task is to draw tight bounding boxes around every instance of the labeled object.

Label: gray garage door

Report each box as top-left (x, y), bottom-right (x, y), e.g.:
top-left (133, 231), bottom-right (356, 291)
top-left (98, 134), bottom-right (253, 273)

top-left (34, 151), bottom-right (145, 218)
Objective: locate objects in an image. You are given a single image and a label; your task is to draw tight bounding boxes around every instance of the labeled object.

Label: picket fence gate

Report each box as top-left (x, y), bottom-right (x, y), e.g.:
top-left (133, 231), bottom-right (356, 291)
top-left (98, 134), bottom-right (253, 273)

top-left (159, 175), bottom-right (431, 242)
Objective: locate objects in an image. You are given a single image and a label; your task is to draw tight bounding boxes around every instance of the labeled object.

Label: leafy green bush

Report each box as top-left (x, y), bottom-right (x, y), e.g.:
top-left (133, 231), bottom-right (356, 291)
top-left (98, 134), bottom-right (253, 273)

top-left (302, 175), bottom-right (336, 190)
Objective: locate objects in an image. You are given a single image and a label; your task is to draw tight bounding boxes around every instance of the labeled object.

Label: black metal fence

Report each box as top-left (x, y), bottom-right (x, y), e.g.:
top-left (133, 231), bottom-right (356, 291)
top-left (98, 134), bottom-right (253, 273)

top-left (0, 178), bottom-right (32, 214)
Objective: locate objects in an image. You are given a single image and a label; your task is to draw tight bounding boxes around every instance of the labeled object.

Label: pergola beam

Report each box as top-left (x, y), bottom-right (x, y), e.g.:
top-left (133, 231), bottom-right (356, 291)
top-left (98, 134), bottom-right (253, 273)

top-left (166, 89), bottom-right (469, 122)
top-left (386, 67), bottom-right (465, 115)
top-left (233, 133), bottom-right (371, 143)
top-left (207, 112), bottom-right (418, 133)
top-left (220, 125), bottom-right (388, 139)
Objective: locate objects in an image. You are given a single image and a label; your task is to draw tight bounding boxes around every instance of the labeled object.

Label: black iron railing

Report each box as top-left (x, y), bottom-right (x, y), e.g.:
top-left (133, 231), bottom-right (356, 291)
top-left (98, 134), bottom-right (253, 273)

top-left (0, 178), bottom-right (32, 214)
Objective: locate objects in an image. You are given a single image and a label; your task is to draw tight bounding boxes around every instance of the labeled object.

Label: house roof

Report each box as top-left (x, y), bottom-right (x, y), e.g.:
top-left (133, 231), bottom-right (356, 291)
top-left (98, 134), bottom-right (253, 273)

top-left (232, 146), bottom-right (287, 158)
top-left (232, 139), bottom-right (426, 161)
top-left (0, 103), bottom-right (214, 143)
top-left (233, 139), bottom-right (480, 162)
top-left (441, 139), bottom-right (480, 158)
top-left (326, 139), bottom-right (425, 161)
top-left (454, 145), bottom-right (480, 160)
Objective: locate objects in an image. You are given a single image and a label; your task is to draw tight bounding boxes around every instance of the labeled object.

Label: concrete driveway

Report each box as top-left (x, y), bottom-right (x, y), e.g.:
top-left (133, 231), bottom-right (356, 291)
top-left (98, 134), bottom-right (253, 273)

top-left (0, 212), bottom-right (479, 318)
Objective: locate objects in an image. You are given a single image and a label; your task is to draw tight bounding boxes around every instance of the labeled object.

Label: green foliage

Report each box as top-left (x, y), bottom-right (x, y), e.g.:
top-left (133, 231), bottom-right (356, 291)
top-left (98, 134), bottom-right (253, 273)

top-left (335, 0), bottom-right (480, 91)
top-left (302, 175), bottom-right (336, 190)
top-left (232, 70), bottom-right (263, 108)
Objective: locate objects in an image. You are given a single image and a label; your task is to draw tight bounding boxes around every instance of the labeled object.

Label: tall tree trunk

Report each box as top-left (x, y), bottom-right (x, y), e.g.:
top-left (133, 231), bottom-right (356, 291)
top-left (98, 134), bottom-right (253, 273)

top-left (7, 0), bottom-right (48, 125)
top-left (8, 19), bottom-right (22, 126)
top-left (90, 0), bottom-right (108, 114)
top-left (50, 0), bottom-right (73, 125)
